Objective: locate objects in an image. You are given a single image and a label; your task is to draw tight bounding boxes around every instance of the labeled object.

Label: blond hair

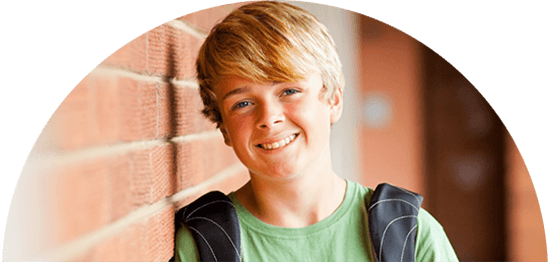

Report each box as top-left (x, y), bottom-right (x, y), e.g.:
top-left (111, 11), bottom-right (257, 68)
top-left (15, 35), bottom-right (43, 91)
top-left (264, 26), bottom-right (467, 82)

top-left (197, 1), bottom-right (344, 126)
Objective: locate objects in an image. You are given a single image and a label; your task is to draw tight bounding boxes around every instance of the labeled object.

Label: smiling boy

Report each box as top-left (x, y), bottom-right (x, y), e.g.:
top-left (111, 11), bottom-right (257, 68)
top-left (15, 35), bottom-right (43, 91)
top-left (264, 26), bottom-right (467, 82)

top-left (175, 1), bottom-right (458, 261)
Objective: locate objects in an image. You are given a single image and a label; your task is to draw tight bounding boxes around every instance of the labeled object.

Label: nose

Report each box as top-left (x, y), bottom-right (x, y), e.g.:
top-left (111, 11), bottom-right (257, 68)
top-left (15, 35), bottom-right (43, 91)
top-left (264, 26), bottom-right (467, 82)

top-left (256, 100), bottom-right (285, 129)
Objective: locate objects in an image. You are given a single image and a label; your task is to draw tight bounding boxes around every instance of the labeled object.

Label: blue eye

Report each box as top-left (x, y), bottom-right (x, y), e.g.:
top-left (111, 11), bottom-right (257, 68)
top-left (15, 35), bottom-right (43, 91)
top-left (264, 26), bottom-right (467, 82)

top-left (284, 89), bottom-right (298, 95)
top-left (234, 101), bottom-right (250, 109)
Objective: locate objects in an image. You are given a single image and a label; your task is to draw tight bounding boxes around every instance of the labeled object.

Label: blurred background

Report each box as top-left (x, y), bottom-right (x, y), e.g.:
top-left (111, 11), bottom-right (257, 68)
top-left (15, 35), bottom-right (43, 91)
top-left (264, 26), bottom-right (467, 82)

top-left (4, 1), bottom-right (546, 261)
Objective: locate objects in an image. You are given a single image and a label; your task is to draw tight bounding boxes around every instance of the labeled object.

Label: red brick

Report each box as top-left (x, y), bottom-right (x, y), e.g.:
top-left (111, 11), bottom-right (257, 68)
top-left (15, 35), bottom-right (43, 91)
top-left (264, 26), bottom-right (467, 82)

top-left (118, 77), bottom-right (158, 142)
top-left (147, 24), bottom-right (204, 79)
top-left (173, 29), bottom-right (204, 79)
top-left (47, 158), bottom-right (110, 245)
top-left (101, 33), bottom-right (148, 73)
top-left (175, 134), bottom-right (240, 192)
top-left (149, 143), bottom-right (177, 203)
top-left (106, 155), bottom-right (133, 221)
top-left (126, 143), bottom-right (175, 207)
top-left (55, 29), bottom-right (209, 150)
top-left (174, 87), bottom-right (216, 136)
top-left (46, 143), bottom-right (174, 245)
top-left (75, 223), bottom-right (143, 262)
top-left (107, 143), bottom-right (175, 220)
top-left (157, 82), bottom-right (174, 137)
top-left (56, 77), bottom-right (96, 150)
top-left (158, 83), bottom-right (216, 137)
top-left (142, 206), bottom-right (175, 261)
top-left (80, 206), bottom-right (174, 262)
top-left (94, 77), bottom-right (122, 143)
top-left (145, 25), bottom-right (169, 76)
top-left (175, 139), bottom-right (203, 191)
top-left (55, 74), bottom-right (169, 150)
top-left (179, 3), bottom-right (234, 33)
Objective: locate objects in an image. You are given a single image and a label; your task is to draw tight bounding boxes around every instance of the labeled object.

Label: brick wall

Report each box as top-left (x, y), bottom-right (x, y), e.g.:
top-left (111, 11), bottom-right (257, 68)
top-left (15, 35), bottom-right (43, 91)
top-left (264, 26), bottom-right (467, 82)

top-left (15, 3), bottom-right (250, 261)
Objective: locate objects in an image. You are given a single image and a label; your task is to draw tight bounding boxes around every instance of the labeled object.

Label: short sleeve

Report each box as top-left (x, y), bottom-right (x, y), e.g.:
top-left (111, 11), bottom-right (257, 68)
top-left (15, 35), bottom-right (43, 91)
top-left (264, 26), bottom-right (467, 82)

top-left (415, 208), bottom-right (459, 262)
top-left (174, 224), bottom-right (200, 262)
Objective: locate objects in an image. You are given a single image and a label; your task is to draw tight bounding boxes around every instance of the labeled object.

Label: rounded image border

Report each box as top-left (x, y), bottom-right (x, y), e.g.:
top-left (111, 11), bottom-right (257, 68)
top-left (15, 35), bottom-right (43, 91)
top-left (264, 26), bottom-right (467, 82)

top-left (1, 0), bottom-right (546, 257)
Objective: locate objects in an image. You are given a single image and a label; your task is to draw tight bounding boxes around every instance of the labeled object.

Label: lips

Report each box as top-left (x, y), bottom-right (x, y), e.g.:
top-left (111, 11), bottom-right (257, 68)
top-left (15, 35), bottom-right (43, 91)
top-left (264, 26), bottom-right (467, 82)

top-left (257, 133), bottom-right (298, 150)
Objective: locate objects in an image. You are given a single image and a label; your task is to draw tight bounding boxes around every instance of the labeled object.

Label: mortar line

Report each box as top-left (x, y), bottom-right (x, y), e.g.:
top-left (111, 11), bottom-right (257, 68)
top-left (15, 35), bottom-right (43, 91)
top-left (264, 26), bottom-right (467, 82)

top-left (167, 19), bottom-right (208, 40)
top-left (37, 163), bottom-right (247, 261)
top-left (91, 65), bottom-right (199, 89)
top-left (170, 130), bottom-right (221, 143)
top-left (42, 138), bottom-right (170, 170)
top-left (170, 163), bottom-right (246, 203)
top-left (41, 130), bottom-right (221, 169)
top-left (171, 78), bottom-right (199, 89)
top-left (90, 65), bottom-right (166, 83)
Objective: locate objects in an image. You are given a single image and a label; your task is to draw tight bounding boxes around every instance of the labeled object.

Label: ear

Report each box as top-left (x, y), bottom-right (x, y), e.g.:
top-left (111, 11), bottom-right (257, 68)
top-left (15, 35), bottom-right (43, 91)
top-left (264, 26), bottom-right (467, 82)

top-left (329, 86), bottom-right (343, 124)
top-left (219, 123), bottom-right (233, 147)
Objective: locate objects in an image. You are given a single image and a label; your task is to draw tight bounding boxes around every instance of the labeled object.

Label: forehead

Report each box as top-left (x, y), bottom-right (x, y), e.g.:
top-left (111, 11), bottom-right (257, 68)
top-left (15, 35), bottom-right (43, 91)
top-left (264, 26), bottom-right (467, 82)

top-left (215, 72), bottom-right (322, 101)
top-left (215, 76), bottom-right (264, 101)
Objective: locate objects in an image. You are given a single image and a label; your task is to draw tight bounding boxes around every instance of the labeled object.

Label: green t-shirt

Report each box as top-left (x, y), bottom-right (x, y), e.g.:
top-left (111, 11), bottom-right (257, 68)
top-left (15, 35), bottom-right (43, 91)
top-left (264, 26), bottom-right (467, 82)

top-left (175, 180), bottom-right (458, 261)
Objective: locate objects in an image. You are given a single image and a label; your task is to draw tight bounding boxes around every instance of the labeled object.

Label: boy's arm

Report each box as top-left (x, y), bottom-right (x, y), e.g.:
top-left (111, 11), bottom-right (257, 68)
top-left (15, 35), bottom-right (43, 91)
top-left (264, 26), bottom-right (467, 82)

top-left (174, 224), bottom-right (200, 262)
top-left (415, 209), bottom-right (459, 261)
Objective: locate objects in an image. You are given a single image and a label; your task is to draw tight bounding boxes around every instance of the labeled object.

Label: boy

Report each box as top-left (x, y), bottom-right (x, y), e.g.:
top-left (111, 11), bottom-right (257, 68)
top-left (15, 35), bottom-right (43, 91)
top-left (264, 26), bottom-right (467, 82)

top-left (176, 1), bottom-right (458, 261)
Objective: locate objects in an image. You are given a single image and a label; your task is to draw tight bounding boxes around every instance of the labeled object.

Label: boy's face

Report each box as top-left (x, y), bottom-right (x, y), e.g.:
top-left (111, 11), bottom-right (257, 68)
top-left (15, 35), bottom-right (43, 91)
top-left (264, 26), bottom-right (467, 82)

top-left (215, 71), bottom-right (343, 180)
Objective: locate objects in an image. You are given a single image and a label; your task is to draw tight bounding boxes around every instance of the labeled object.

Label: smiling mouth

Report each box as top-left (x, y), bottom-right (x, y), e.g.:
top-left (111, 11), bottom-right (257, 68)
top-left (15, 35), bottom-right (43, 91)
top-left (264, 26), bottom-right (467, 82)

top-left (257, 134), bottom-right (298, 150)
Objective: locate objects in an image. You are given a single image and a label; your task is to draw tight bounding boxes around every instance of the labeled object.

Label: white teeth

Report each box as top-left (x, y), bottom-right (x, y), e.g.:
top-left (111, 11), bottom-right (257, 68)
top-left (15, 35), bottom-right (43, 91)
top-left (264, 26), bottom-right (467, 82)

top-left (260, 134), bottom-right (297, 150)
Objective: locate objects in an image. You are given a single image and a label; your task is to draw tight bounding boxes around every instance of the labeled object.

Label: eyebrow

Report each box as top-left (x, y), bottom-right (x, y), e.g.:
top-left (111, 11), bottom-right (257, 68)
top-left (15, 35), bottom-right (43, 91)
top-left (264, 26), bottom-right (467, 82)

top-left (221, 81), bottom-right (285, 102)
top-left (221, 86), bottom-right (251, 102)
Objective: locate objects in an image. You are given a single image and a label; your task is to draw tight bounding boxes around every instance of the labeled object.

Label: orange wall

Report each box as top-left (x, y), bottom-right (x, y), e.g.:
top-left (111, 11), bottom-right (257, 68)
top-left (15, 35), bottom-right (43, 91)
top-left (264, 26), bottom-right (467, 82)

top-left (358, 16), bottom-right (424, 196)
top-left (357, 14), bottom-right (546, 261)
top-left (505, 129), bottom-right (547, 261)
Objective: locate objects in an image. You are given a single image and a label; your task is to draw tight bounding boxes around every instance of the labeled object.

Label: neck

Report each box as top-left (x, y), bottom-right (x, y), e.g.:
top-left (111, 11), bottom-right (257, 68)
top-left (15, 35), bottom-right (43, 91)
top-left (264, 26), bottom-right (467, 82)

top-left (235, 166), bottom-right (347, 228)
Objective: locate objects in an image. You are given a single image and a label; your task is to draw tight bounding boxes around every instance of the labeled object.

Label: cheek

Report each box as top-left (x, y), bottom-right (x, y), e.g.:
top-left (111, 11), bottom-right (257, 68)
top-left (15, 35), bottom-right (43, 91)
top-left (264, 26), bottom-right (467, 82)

top-left (230, 115), bottom-right (264, 149)
top-left (286, 99), bottom-right (331, 128)
top-left (285, 100), bottom-right (311, 121)
top-left (225, 115), bottom-right (250, 138)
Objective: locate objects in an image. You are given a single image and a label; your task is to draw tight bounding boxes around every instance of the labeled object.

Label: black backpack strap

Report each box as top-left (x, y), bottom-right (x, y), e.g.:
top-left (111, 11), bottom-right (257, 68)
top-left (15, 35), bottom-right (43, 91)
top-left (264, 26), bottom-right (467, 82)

top-left (368, 183), bottom-right (423, 262)
top-left (173, 191), bottom-right (241, 262)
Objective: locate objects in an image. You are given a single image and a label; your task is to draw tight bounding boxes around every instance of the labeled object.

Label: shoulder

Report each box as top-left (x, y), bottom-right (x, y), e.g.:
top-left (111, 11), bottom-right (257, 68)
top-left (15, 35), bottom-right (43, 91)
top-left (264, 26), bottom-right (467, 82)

top-left (347, 180), bottom-right (374, 202)
top-left (174, 191), bottom-right (233, 262)
top-left (362, 182), bottom-right (458, 261)
top-left (415, 208), bottom-right (459, 261)
top-left (417, 209), bottom-right (444, 234)
top-left (174, 191), bottom-right (238, 262)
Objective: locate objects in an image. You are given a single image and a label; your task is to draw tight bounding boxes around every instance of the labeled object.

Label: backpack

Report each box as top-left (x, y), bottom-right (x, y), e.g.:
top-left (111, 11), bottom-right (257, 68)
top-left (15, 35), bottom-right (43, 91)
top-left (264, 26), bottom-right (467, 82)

top-left (171, 183), bottom-right (423, 262)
